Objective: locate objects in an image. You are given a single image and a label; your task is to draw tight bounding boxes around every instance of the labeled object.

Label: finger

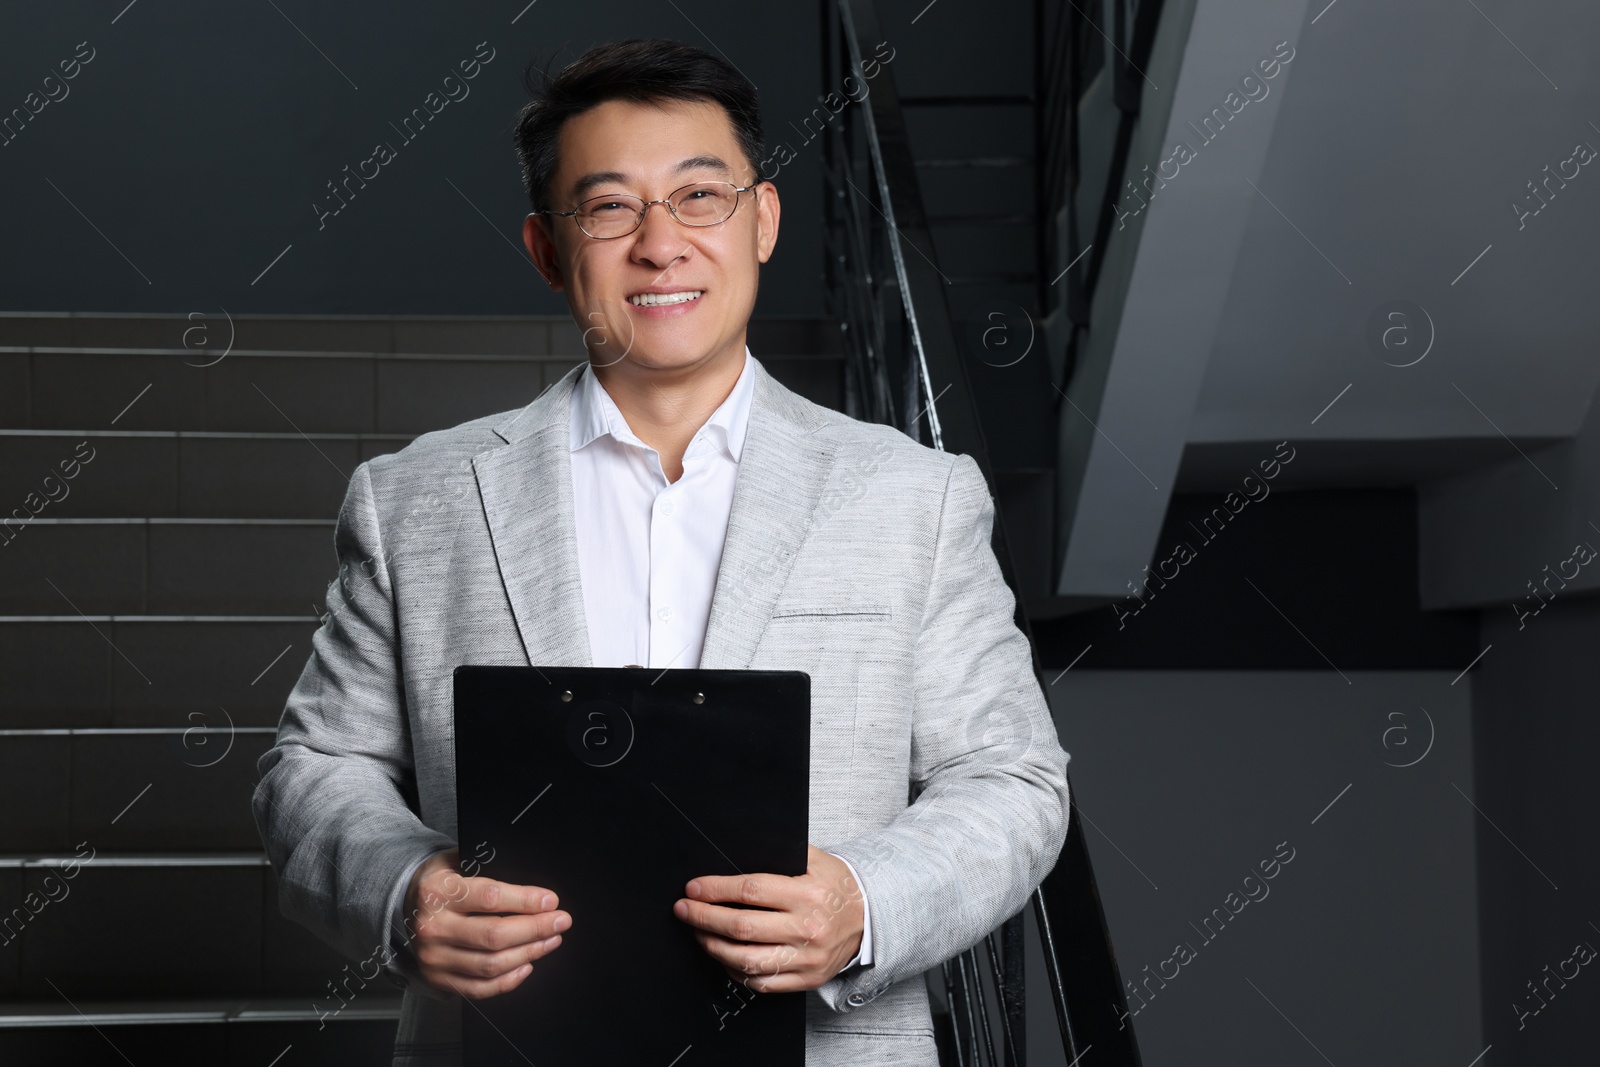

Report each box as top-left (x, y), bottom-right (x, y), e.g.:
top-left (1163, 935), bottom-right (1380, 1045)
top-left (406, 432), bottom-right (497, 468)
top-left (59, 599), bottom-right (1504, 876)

top-left (419, 906), bottom-right (571, 952)
top-left (685, 872), bottom-right (794, 909)
top-left (697, 932), bottom-right (817, 986)
top-left (456, 877), bottom-right (559, 915)
top-left (437, 964), bottom-right (535, 1002)
top-left (676, 899), bottom-right (791, 945)
top-left (727, 967), bottom-right (809, 995)
top-left (696, 928), bottom-right (803, 974)
top-left (417, 931), bottom-right (565, 980)
top-left (677, 882), bottom-right (833, 945)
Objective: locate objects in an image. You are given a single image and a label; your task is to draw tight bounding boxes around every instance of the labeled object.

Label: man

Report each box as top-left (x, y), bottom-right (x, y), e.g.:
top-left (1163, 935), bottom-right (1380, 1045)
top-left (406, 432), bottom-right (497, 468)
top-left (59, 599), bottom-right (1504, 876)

top-left (253, 37), bottom-right (1072, 1067)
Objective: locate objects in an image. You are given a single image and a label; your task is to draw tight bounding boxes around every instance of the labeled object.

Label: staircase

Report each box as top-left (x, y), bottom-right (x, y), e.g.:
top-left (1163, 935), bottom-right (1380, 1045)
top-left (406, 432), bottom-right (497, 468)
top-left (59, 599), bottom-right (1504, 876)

top-left (820, 0), bottom-right (1170, 1061)
top-left (905, 85), bottom-right (1060, 608)
top-left (827, 0), bottom-right (1166, 617)
top-left (894, 6), bottom-right (1057, 605)
top-left (0, 311), bottom-right (842, 1064)
top-left (0, 2), bottom-right (1173, 1057)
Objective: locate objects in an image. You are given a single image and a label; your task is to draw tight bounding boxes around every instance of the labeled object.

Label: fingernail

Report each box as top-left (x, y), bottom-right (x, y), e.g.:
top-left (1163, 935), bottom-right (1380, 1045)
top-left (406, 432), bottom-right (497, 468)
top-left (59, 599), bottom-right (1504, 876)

top-left (554, 914), bottom-right (571, 933)
top-left (541, 893), bottom-right (556, 910)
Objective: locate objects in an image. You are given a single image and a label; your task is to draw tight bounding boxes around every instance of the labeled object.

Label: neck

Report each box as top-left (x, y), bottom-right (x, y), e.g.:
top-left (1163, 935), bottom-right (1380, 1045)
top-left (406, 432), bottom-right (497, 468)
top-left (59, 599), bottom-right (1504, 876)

top-left (590, 343), bottom-right (746, 483)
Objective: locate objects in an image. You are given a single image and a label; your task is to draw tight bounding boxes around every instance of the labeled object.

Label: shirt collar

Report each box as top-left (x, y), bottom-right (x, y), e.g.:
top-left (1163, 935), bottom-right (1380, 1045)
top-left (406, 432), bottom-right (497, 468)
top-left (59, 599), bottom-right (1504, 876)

top-left (569, 345), bottom-right (756, 463)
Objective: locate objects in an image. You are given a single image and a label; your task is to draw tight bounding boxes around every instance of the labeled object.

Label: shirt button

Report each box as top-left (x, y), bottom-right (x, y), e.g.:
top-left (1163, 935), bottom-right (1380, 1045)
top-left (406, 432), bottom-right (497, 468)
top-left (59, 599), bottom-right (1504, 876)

top-left (846, 992), bottom-right (866, 1007)
top-left (660, 499), bottom-right (675, 516)
top-left (656, 607), bottom-right (673, 622)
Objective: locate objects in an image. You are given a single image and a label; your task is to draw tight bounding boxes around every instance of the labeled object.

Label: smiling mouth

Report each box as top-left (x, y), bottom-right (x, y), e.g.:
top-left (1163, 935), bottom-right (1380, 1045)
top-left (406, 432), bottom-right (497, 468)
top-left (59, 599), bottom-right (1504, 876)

top-left (627, 290), bottom-right (704, 307)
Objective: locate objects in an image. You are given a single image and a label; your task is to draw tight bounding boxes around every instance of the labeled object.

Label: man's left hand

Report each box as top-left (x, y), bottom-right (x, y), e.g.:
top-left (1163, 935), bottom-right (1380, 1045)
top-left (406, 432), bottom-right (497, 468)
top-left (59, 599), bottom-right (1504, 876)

top-left (673, 844), bottom-right (865, 993)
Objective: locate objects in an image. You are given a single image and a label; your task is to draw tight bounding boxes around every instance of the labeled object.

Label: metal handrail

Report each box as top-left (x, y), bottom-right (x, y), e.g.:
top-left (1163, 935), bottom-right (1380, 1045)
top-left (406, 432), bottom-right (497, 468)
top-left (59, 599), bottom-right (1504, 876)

top-left (819, 0), bottom-right (1155, 1062)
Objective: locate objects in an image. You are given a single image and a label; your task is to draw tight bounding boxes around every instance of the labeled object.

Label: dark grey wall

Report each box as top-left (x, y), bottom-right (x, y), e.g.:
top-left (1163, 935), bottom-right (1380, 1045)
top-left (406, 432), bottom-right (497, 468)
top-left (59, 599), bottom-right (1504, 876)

top-left (1039, 669), bottom-right (1481, 1067)
top-left (1473, 594), bottom-right (1600, 1059)
top-left (0, 1), bottom-right (824, 316)
top-left (1029, 481), bottom-right (1496, 1064)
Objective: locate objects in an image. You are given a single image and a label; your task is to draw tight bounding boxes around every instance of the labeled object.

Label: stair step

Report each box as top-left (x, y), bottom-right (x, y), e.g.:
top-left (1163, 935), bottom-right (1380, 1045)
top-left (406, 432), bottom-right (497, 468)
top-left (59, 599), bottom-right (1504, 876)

top-left (0, 429), bottom-right (407, 519)
top-left (904, 103), bottom-right (1035, 161)
top-left (0, 856), bottom-right (356, 999)
top-left (0, 998), bottom-right (399, 1067)
top-left (0, 997), bottom-right (401, 1027)
top-left (0, 347), bottom-right (569, 435)
top-left (928, 219), bottom-right (1038, 276)
top-left (0, 616), bottom-right (313, 728)
top-left (899, 93), bottom-right (1034, 106)
top-left (926, 213), bottom-right (1036, 226)
top-left (914, 156), bottom-right (1034, 168)
top-left (0, 312), bottom-right (845, 360)
top-left (942, 283), bottom-right (1041, 318)
top-left (0, 363), bottom-right (850, 520)
top-left (0, 311), bottom-right (577, 354)
top-left (2, 351), bottom-right (851, 439)
top-left (943, 273), bottom-right (1039, 286)
top-left (0, 316), bottom-right (858, 1059)
top-left (916, 164), bottom-right (1034, 222)
top-left (0, 518), bottom-right (333, 615)
top-left (0, 728), bottom-right (276, 852)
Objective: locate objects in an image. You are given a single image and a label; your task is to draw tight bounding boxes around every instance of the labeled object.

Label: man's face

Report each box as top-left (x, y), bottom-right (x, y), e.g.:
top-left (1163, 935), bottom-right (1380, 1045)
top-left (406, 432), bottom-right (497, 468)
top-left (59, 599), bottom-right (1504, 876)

top-left (523, 97), bottom-right (780, 378)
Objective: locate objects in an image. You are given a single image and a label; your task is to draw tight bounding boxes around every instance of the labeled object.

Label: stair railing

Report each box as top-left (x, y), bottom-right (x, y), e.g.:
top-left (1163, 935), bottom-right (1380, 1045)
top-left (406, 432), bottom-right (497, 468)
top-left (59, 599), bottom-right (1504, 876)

top-left (818, 0), bottom-right (1150, 1062)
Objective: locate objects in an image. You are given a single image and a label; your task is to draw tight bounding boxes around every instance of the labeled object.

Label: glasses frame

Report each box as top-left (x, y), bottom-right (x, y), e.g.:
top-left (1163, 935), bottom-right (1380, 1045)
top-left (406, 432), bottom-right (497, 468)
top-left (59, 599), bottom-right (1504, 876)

top-left (532, 180), bottom-right (759, 240)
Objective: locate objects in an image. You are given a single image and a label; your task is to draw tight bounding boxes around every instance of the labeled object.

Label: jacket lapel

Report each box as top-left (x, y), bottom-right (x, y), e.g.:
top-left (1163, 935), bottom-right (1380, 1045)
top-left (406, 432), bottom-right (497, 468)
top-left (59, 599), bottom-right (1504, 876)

top-left (472, 357), bottom-right (838, 672)
top-left (473, 366), bottom-right (594, 669)
top-left (699, 361), bottom-right (837, 670)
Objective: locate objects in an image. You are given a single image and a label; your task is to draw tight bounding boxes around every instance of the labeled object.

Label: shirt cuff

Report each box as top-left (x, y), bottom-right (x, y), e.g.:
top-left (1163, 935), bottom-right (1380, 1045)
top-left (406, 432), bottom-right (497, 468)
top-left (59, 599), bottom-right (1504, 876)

top-left (831, 852), bottom-right (873, 969)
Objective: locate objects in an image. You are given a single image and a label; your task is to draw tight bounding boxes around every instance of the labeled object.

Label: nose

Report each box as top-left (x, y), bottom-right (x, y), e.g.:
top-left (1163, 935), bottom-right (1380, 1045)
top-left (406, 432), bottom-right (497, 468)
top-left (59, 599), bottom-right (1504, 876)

top-left (636, 198), bottom-right (678, 231)
top-left (630, 199), bottom-right (692, 267)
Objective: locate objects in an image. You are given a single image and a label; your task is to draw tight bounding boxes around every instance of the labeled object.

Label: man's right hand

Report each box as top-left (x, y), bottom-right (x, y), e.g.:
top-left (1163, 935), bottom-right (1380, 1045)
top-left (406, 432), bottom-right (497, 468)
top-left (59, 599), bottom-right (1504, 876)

top-left (404, 847), bottom-right (572, 1000)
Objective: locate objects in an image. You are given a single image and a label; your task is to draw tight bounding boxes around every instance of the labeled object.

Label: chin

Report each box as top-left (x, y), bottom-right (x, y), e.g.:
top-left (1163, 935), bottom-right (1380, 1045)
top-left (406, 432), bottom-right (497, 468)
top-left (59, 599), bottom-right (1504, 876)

top-left (629, 344), bottom-right (716, 371)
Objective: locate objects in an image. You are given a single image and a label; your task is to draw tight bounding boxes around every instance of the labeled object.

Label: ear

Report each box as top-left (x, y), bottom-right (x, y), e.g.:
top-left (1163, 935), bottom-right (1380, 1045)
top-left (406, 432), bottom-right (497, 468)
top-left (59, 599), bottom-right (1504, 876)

top-left (754, 182), bottom-right (781, 264)
top-left (524, 214), bottom-right (565, 291)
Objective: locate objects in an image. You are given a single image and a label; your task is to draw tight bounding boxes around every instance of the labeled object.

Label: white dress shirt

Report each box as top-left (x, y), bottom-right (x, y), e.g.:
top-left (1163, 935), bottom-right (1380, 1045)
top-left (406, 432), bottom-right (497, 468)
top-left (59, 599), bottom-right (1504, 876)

top-left (569, 346), bottom-right (873, 972)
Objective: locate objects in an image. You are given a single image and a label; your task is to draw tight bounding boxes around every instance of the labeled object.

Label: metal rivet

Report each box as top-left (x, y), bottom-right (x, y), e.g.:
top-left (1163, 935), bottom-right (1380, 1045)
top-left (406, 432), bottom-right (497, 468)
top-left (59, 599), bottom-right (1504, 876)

top-left (560, 690), bottom-right (573, 702)
top-left (693, 692), bottom-right (705, 704)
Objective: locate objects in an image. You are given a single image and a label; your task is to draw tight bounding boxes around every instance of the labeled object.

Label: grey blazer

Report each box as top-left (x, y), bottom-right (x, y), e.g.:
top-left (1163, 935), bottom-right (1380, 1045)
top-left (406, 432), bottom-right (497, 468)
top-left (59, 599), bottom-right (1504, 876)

top-left (253, 357), bottom-right (1073, 1067)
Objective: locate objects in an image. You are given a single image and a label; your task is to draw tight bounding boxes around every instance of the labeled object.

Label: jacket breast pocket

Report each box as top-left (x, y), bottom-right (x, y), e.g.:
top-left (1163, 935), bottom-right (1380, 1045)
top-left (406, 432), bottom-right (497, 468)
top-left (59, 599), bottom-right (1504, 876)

top-left (762, 603), bottom-right (894, 675)
top-left (770, 601), bottom-right (893, 621)
top-left (760, 603), bottom-right (897, 692)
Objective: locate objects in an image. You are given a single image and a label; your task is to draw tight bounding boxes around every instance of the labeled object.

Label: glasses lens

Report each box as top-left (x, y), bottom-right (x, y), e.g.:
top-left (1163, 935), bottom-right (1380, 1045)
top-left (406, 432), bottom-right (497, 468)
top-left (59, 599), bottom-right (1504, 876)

top-left (577, 194), bottom-right (645, 239)
top-left (572, 183), bottom-right (740, 238)
top-left (672, 182), bottom-right (738, 226)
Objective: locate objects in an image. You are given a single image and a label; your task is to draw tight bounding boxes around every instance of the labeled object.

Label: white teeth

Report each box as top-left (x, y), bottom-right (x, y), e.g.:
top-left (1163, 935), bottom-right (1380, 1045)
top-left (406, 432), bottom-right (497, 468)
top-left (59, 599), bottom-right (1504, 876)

top-left (629, 290), bottom-right (703, 306)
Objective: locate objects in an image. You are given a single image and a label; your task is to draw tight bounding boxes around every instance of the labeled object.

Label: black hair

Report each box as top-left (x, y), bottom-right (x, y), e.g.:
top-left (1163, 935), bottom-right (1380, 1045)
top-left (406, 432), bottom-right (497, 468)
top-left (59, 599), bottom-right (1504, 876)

top-left (514, 38), bottom-right (764, 215)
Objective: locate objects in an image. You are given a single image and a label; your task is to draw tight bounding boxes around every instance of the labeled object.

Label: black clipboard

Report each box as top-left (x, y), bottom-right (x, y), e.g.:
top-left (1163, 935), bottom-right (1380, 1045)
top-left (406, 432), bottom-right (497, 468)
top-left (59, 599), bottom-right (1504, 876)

top-left (453, 665), bottom-right (811, 1067)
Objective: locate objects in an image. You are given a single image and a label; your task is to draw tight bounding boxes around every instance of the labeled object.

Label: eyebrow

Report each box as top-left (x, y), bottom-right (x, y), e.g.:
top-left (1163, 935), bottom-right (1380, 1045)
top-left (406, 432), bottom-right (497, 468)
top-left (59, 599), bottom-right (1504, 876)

top-left (568, 155), bottom-right (734, 202)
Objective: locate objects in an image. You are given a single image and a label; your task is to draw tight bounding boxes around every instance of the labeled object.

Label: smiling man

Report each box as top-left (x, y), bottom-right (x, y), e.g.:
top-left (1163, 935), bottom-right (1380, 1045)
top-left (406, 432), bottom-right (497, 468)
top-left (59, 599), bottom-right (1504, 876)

top-left (253, 37), bottom-right (1072, 1067)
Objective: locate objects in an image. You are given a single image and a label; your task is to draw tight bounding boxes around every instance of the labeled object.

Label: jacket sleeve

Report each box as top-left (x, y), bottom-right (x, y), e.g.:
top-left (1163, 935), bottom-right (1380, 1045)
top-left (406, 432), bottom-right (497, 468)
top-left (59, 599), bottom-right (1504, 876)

top-left (816, 451), bottom-right (1072, 1012)
top-left (251, 458), bottom-right (459, 989)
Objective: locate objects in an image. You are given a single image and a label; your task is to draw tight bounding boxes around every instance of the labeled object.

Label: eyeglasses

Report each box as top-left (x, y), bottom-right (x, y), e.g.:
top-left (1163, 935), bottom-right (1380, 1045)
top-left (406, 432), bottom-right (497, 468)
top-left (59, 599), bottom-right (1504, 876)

top-left (534, 180), bottom-right (758, 240)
